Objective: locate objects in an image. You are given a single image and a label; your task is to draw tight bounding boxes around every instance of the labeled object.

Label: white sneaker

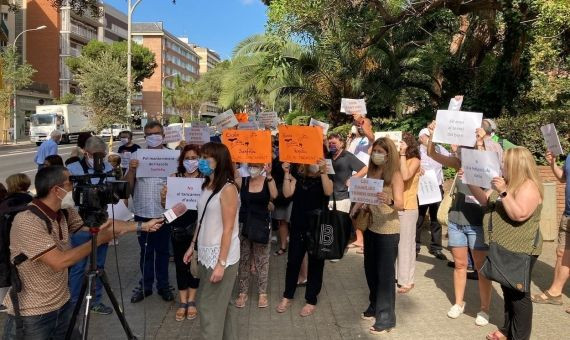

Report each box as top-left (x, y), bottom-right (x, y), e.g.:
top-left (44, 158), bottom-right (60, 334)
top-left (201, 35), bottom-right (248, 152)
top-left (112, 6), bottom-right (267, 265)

top-left (447, 303), bottom-right (465, 319)
top-left (475, 311), bottom-right (489, 326)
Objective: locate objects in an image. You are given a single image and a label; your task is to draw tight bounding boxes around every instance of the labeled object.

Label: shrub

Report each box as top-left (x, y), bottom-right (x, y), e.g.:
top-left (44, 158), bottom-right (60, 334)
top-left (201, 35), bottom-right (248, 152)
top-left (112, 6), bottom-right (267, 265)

top-left (168, 116), bottom-right (181, 124)
top-left (283, 110), bottom-right (305, 125)
top-left (291, 115), bottom-right (310, 126)
top-left (330, 123), bottom-right (352, 140)
top-left (372, 113), bottom-right (432, 136)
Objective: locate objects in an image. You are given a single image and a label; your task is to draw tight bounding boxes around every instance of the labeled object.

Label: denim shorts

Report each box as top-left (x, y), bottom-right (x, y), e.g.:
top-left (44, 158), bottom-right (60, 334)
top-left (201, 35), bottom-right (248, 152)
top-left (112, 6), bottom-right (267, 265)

top-left (447, 222), bottom-right (488, 250)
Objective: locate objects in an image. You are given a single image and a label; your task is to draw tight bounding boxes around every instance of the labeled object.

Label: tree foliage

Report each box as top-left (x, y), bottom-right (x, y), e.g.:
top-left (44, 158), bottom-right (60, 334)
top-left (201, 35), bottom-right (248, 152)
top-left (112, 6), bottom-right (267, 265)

top-left (163, 76), bottom-right (202, 123)
top-left (0, 48), bottom-right (36, 120)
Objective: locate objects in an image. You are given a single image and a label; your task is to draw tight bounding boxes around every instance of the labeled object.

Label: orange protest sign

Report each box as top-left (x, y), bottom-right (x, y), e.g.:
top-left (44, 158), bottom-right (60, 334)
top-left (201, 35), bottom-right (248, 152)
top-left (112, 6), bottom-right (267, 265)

top-left (222, 130), bottom-right (272, 164)
top-left (278, 125), bottom-right (324, 165)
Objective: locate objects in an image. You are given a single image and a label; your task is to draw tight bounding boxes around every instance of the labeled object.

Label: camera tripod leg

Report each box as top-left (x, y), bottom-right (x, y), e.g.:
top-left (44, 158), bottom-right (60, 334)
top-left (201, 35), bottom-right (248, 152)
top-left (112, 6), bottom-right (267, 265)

top-left (99, 269), bottom-right (137, 339)
top-left (65, 270), bottom-right (95, 340)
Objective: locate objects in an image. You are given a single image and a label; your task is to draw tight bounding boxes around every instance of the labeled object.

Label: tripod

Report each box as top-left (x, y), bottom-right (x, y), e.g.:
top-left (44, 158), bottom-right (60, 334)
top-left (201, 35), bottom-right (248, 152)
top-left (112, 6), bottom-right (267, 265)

top-left (65, 226), bottom-right (137, 340)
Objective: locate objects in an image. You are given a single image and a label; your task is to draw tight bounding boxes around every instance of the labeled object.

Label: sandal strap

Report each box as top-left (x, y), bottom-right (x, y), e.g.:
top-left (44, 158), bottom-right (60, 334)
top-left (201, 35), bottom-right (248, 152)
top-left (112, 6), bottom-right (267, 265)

top-left (187, 301), bottom-right (196, 308)
top-left (178, 302), bottom-right (189, 308)
top-left (544, 290), bottom-right (560, 298)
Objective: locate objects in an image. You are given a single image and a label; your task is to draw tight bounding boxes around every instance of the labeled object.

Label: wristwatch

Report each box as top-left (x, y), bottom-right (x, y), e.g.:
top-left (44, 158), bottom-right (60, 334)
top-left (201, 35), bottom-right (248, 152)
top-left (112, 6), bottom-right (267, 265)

top-left (218, 259), bottom-right (227, 268)
top-left (136, 221), bottom-right (143, 236)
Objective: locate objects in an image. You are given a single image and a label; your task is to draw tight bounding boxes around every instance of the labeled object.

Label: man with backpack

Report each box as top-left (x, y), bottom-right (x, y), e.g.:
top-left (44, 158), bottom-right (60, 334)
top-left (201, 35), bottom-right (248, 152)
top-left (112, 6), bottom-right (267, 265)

top-left (1, 166), bottom-right (163, 339)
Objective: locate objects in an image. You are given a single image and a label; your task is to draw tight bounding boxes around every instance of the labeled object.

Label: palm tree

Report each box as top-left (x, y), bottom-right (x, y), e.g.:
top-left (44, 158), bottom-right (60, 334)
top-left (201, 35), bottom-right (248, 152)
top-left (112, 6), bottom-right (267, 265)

top-left (163, 76), bottom-right (202, 124)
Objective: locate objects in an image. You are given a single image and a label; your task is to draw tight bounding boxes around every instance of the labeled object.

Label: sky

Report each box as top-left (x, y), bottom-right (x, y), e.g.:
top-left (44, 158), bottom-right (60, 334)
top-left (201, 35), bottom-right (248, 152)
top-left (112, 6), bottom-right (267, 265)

top-left (105, 0), bottom-right (268, 60)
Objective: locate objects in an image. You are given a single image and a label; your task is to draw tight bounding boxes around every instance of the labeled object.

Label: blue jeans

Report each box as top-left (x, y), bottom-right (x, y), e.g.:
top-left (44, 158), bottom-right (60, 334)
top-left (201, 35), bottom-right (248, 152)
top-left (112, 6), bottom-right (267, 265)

top-left (447, 222), bottom-right (488, 250)
top-left (135, 215), bottom-right (171, 292)
top-left (3, 300), bottom-right (77, 340)
top-left (68, 230), bottom-right (109, 306)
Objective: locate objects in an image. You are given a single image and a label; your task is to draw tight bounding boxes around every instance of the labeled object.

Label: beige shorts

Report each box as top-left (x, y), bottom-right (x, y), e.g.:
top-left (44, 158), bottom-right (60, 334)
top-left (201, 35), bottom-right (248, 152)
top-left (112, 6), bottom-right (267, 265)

top-left (557, 215), bottom-right (570, 250)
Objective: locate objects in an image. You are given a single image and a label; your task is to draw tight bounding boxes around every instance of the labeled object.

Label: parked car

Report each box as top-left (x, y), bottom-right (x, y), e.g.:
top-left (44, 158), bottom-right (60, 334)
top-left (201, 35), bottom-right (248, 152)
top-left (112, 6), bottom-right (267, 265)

top-left (99, 124), bottom-right (131, 141)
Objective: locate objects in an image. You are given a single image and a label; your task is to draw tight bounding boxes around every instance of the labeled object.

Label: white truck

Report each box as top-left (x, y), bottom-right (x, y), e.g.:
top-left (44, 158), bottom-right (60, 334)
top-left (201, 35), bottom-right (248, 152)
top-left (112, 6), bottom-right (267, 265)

top-left (29, 104), bottom-right (92, 145)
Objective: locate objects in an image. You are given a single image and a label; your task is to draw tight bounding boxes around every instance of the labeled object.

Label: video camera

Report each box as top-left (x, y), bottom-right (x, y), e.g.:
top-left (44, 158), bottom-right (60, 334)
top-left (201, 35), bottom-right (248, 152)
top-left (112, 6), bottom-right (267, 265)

top-left (69, 152), bottom-right (128, 228)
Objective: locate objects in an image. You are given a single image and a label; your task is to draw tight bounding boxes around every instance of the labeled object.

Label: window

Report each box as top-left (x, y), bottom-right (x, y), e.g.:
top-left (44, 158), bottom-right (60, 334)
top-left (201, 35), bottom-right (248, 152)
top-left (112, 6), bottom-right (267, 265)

top-left (132, 36), bottom-right (143, 45)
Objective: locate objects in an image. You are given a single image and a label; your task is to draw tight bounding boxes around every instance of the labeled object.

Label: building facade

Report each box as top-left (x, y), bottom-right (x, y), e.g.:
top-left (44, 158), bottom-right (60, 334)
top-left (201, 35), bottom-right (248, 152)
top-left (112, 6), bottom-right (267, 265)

top-left (132, 22), bottom-right (200, 120)
top-left (188, 43), bottom-right (220, 76)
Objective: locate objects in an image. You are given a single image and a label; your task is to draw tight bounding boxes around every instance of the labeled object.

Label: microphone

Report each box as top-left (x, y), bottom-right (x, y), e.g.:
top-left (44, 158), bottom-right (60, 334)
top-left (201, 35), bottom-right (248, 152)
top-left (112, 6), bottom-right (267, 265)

top-left (163, 202), bottom-right (188, 223)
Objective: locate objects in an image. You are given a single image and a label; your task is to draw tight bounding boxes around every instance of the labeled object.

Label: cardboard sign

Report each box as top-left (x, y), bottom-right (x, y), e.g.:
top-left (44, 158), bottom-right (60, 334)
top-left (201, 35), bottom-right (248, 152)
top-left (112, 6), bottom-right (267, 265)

top-left (374, 131), bottom-right (402, 151)
top-left (163, 125), bottom-right (183, 144)
top-left (448, 96), bottom-right (464, 111)
top-left (325, 159), bottom-right (335, 175)
top-left (212, 109), bottom-right (238, 131)
top-left (238, 121), bottom-right (259, 130)
top-left (432, 110), bottom-right (483, 147)
top-left (309, 118), bottom-right (330, 135)
top-left (340, 98), bottom-right (367, 116)
top-left (349, 178), bottom-right (384, 205)
top-left (184, 127), bottom-right (210, 145)
top-left (541, 123), bottom-right (564, 156)
top-left (120, 151), bottom-right (131, 169)
top-left (135, 149), bottom-right (180, 178)
top-left (418, 169), bottom-right (442, 205)
top-left (461, 149), bottom-right (501, 189)
top-left (258, 112), bottom-right (279, 128)
top-left (107, 200), bottom-right (133, 221)
top-left (165, 177), bottom-right (205, 210)
top-left (278, 125), bottom-right (324, 165)
top-left (222, 130), bottom-right (272, 164)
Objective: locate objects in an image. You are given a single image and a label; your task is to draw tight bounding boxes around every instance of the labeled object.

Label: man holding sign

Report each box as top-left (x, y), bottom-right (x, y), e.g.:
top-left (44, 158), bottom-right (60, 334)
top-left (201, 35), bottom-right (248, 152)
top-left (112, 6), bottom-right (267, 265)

top-left (125, 121), bottom-right (175, 304)
top-left (343, 99), bottom-right (374, 155)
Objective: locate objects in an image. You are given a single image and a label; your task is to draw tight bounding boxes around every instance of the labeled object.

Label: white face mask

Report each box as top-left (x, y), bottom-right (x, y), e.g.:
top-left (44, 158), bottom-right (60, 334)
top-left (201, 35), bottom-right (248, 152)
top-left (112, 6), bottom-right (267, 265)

top-left (57, 187), bottom-right (75, 209)
top-left (120, 138), bottom-right (129, 146)
top-left (146, 134), bottom-right (163, 148)
top-left (86, 156), bottom-right (94, 168)
top-left (371, 152), bottom-right (386, 165)
top-left (183, 159), bottom-right (199, 173)
top-left (248, 167), bottom-right (262, 177)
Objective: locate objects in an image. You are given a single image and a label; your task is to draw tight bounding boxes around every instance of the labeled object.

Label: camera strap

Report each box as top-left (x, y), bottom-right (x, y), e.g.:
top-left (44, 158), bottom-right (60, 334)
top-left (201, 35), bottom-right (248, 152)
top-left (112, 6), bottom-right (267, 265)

top-left (79, 158), bottom-right (90, 175)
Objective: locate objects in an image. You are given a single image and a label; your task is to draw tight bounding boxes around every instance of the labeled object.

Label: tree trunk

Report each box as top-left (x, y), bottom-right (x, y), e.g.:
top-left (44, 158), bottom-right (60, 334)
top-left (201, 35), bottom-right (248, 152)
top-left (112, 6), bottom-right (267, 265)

top-left (450, 15), bottom-right (470, 55)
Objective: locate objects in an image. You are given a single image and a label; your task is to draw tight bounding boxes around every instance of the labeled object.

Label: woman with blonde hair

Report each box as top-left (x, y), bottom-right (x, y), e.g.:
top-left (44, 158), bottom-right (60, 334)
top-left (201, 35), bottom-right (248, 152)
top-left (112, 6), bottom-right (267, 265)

top-left (468, 147), bottom-right (543, 340)
top-left (351, 137), bottom-right (404, 334)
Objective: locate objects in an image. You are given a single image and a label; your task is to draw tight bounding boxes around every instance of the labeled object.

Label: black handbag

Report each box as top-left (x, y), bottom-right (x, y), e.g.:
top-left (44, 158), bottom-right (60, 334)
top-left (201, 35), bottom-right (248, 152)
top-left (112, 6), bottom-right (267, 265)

top-left (240, 177), bottom-right (271, 244)
top-left (479, 210), bottom-right (539, 293)
top-left (304, 193), bottom-right (353, 260)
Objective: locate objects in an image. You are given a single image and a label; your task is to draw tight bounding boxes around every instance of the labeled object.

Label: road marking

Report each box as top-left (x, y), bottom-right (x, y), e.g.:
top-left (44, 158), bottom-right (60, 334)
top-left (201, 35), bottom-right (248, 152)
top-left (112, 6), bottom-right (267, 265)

top-left (0, 138), bottom-right (145, 158)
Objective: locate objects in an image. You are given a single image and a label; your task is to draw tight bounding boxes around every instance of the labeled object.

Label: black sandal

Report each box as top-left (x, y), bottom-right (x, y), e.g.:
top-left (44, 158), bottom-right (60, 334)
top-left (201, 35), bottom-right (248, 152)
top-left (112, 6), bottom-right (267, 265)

top-left (274, 248), bottom-right (287, 256)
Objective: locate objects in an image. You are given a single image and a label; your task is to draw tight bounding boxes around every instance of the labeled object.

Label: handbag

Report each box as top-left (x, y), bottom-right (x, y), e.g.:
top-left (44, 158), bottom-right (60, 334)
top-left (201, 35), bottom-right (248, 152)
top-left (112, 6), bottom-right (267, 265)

top-left (479, 209), bottom-right (539, 293)
top-left (190, 186), bottom-right (222, 277)
top-left (437, 174), bottom-right (457, 226)
top-left (240, 177), bottom-right (271, 244)
top-left (305, 193), bottom-right (353, 260)
top-left (353, 205), bottom-right (372, 232)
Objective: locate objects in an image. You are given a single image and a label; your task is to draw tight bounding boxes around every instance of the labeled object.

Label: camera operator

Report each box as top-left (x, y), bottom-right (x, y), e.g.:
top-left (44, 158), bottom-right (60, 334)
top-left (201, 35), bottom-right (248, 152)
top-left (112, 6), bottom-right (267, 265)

top-left (2, 166), bottom-right (162, 340)
top-left (125, 121), bottom-right (175, 303)
top-left (66, 136), bottom-right (115, 315)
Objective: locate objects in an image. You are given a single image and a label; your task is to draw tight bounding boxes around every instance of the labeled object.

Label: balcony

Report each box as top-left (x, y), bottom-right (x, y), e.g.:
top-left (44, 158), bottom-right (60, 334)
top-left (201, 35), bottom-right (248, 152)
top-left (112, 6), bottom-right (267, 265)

top-left (70, 47), bottom-right (81, 57)
top-left (70, 22), bottom-right (97, 42)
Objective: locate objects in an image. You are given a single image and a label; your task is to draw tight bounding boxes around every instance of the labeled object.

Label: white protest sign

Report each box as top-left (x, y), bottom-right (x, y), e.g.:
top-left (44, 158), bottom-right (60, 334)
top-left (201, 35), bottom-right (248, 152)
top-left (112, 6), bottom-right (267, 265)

top-left (238, 121), bottom-right (259, 130)
top-left (258, 112), bottom-right (279, 128)
top-left (461, 149), bottom-right (501, 189)
top-left (432, 110), bottom-right (483, 147)
top-left (120, 151), bottom-right (131, 169)
top-left (184, 127), bottom-right (210, 145)
top-left (540, 123), bottom-right (564, 156)
top-left (191, 121), bottom-right (208, 128)
top-left (165, 177), bottom-right (205, 210)
top-left (135, 149), bottom-right (180, 178)
top-left (349, 178), bottom-right (384, 205)
top-left (107, 200), bottom-right (133, 221)
top-left (374, 131), bottom-right (402, 151)
top-left (355, 151), bottom-right (370, 166)
top-left (163, 125), bottom-right (183, 144)
top-left (309, 118), bottom-right (330, 135)
top-left (325, 159), bottom-right (335, 175)
top-left (211, 110), bottom-right (238, 132)
top-left (448, 96), bottom-right (464, 111)
top-left (340, 98), bottom-right (367, 116)
top-left (418, 169), bottom-right (443, 205)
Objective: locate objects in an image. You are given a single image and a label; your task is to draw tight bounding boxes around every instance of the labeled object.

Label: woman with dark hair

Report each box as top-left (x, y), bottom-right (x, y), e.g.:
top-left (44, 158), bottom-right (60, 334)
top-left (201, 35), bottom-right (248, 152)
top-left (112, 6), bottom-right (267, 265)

top-left (183, 142), bottom-right (240, 340)
top-left (396, 132), bottom-right (421, 294)
top-left (160, 144), bottom-right (202, 321)
top-left (351, 137), bottom-right (404, 334)
top-left (276, 159), bottom-right (333, 317)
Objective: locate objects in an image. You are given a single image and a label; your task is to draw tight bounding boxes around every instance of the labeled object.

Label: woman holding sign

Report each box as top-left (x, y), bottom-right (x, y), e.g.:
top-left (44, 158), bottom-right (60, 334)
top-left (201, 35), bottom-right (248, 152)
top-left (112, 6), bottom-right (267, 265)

top-left (350, 137), bottom-right (404, 335)
top-left (160, 144), bottom-right (202, 322)
top-left (276, 159), bottom-right (333, 317)
top-left (466, 147), bottom-right (543, 340)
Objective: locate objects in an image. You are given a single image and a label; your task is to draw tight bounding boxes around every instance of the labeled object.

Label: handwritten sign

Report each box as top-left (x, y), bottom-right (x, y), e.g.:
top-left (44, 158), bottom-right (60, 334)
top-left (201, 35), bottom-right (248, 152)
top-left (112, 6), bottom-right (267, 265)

top-left (374, 131), bottom-right (402, 151)
top-left (278, 125), bottom-right (324, 165)
top-left (165, 177), bottom-right (205, 210)
top-left (418, 170), bottom-right (442, 205)
top-left (135, 149), bottom-right (180, 178)
top-left (163, 125), bottom-right (183, 144)
top-left (340, 98), bottom-right (367, 116)
top-left (258, 112), bottom-right (279, 128)
top-left (191, 121), bottom-right (208, 128)
top-left (432, 110), bottom-right (483, 147)
top-left (212, 109), bottom-right (238, 132)
top-left (325, 159), bottom-right (335, 175)
top-left (120, 151), bottom-right (131, 169)
top-left (184, 127), bottom-right (210, 145)
top-left (349, 178), bottom-right (384, 205)
top-left (541, 123), bottom-right (564, 156)
top-left (461, 149), bottom-right (501, 189)
top-left (107, 200), bottom-right (133, 221)
top-left (448, 95), bottom-right (464, 111)
top-left (222, 130), bottom-right (272, 163)
top-left (238, 121), bottom-right (259, 130)
top-left (309, 118), bottom-right (330, 135)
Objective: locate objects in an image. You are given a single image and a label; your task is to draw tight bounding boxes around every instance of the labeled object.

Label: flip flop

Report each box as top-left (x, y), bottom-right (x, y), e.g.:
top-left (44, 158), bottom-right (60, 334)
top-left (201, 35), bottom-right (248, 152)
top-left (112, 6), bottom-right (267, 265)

top-left (300, 304), bottom-right (316, 317)
top-left (531, 290), bottom-right (563, 305)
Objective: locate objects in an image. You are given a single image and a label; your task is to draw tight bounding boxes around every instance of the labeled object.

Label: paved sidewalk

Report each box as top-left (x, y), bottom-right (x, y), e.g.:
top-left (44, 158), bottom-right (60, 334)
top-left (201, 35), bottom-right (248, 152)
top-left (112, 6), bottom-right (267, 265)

top-left (1, 230), bottom-right (569, 339)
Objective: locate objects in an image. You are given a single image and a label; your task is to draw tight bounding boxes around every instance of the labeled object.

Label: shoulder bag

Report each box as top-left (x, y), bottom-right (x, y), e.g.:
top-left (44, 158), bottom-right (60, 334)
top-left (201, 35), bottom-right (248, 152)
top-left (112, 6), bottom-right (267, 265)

top-left (437, 174), bottom-right (457, 226)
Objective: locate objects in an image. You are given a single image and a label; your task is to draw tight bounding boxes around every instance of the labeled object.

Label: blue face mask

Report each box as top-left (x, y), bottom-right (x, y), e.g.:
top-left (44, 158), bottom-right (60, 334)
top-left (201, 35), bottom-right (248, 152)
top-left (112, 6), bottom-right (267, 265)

top-left (329, 145), bottom-right (337, 154)
top-left (198, 158), bottom-right (214, 176)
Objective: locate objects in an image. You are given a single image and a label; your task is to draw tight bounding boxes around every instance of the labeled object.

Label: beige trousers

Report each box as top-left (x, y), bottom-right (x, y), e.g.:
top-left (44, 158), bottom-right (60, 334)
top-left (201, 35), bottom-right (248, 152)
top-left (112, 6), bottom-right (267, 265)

top-left (397, 209), bottom-right (419, 286)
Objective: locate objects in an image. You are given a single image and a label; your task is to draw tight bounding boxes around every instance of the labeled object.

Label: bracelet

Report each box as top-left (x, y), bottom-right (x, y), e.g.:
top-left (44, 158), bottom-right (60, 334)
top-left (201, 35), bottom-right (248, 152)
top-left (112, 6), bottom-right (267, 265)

top-left (400, 154), bottom-right (406, 157)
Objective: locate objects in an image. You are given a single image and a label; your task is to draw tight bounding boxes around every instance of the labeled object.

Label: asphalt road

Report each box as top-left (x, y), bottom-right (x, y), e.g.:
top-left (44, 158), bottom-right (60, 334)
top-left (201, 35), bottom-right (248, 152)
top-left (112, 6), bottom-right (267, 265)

top-left (0, 134), bottom-right (146, 190)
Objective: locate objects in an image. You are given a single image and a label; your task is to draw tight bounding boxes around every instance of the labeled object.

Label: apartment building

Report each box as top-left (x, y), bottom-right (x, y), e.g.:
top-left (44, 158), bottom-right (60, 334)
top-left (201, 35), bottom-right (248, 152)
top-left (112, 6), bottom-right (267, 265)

top-left (190, 44), bottom-right (221, 76)
top-left (132, 22), bottom-right (200, 120)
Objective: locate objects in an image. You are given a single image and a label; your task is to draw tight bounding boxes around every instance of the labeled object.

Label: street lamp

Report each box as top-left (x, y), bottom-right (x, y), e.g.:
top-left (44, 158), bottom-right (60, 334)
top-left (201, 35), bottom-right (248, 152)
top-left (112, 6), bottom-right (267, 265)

top-left (161, 73), bottom-right (178, 123)
top-left (127, 0), bottom-right (143, 119)
top-left (12, 25), bottom-right (47, 143)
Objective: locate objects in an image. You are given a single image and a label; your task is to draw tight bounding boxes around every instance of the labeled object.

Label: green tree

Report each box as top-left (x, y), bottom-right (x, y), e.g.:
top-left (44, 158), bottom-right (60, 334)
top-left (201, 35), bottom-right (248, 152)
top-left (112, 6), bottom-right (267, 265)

top-left (73, 51), bottom-right (129, 131)
top-left (163, 76), bottom-right (202, 123)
